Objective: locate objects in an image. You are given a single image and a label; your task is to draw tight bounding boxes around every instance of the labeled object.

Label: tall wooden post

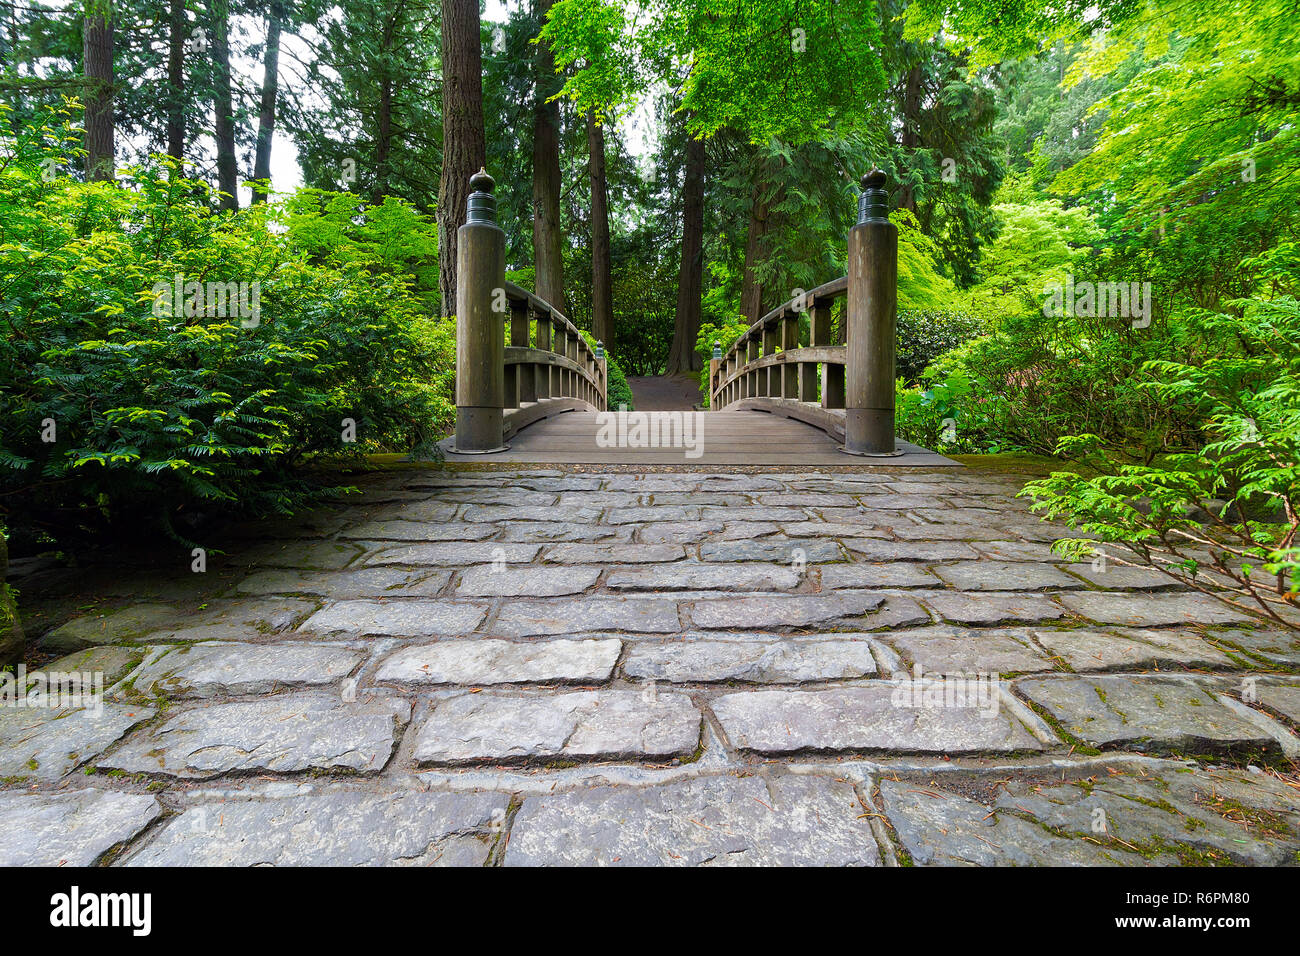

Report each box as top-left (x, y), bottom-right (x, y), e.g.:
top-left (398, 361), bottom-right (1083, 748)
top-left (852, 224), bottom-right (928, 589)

top-left (453, 169), bottom-right (507, 452)
top-left (844, 170), bottom-right (898, 456)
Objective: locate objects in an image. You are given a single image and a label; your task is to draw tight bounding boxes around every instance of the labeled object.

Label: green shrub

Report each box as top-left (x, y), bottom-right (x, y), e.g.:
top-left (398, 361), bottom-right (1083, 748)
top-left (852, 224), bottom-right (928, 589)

top-left (580, 331), bottom-right (634, 410)
top-left (895, 309), bottom-right (984, 383)
top-left (0, 106), bottom-right (454, 545)
top-left (694, 316), bottom-right (749, 408)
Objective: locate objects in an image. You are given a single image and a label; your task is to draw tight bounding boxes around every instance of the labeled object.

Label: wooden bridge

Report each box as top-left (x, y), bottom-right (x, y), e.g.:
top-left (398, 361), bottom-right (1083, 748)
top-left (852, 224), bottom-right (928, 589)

top-left (441, 169), bottom-right (948, 466)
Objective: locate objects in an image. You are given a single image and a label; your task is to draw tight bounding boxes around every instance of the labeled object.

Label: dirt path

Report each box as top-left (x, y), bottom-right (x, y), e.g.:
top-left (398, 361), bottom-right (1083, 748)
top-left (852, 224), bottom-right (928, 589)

top-left (627, 373), bottom-right (702, 411)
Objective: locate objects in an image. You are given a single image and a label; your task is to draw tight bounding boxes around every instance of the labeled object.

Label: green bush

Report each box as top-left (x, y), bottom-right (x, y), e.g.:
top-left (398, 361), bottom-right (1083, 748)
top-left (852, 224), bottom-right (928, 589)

top-left (0, 107), bottom-right (455, 544)
top-left (895, 309), bottom-right (984, 383)
top-left (1021, 296), bottom-right (1300, 629)
top-left (694, 316), bottom-right (749, 408)
top-left (580, 331), bottom-right (634, 410)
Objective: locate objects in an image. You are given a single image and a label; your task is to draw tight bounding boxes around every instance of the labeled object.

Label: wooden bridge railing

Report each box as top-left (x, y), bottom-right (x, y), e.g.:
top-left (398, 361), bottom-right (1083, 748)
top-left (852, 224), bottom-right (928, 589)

top-left (709, 170), bottom-right (899, 456)
top-left (452, 170), bottom-right (608, 454)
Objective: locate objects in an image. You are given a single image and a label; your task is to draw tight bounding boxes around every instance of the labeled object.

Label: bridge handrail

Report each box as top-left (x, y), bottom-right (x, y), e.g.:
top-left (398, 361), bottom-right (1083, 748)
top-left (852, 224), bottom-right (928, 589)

top-left (451, 170), bottom-right (608, 453)
top-left (709, 171), bottom-right (898, 456)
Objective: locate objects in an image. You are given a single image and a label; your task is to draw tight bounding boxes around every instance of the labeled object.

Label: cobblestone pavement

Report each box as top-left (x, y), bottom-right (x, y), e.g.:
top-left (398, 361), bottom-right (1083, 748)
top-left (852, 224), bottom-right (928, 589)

top-left (4, 466), bottom-right (1300, 866)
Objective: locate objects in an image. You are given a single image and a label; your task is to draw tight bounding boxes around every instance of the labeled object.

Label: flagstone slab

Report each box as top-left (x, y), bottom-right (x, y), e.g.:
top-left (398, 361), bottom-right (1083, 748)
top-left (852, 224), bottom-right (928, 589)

top-left (689, 592), bottom-right (884, 630)
top-left (883, 627), bottom-right (1054, 675)
top-left (129, 642), bottom-right (365, 698)
top-left (504, 773), bottom-right (880, 866)
top-left (622, 638), bottom-right (878, 683)
top-left (1255, 683), bottom-right (1300, 725)
top-left (0, 702), bottom-right (156, 781)
top-left (241, 541), bottom-right (363, 570)
top-left (301, 599), bottom-right (489, 636)
top-left (456, 564), bottom-right (601, 597)
top-left (1031, 628), bottom-right (1238, 672)
top-left (0, 789), bottom-right (162, 866)
top-left (339, 520), bottom-right (494, 541)
top-left (99, 693), bottom-right (410, 778)
top-left (606, 563), bottom-right (801, 592)
top-left (376, 638), bottom-right (621, 685)
top-left (842, 540), bottom-right (981, 562)
top-left (541, 543), bottom-right (686, 564)
top-left (141, 598), bottom-right (319, 642)
top-left (819, 563), bottom-right (943, 589)
top-left (1014, 676), bottom-right (1279, 754)
top-left (877, 779), bottom-right (1146, 866)
top-left (492, 597), bottom-right (680, 637)
top-left (711, 684), bottom-right (1044, 755)
top-left (698, 539), bottom-right (842, 563)
top-left (991, 766), bottom-right (1300, 866)
top-left (922, 592), bottom-right (1065, 625)
top-left (39, 604), bottom-right (184, 653)
top-left (497, 523), bottom-right (631, 543)
top-left (235, 567), bottom-right (452, 598)
top-left (45, 644), bottom-right (145, 687)
top-left (460, 505), bottom-right (603, 524)
top-left (122, 790), bottom-right (509, 866)
top-left (931, 561), bottom-right (1082, 592)
top-left (1057, 591), bottom-right (1251, 627)
top-left (362, 542), bottom-right (541, 567)
top-left (1064, 561), bottom-right (1180, 589)
top-left (1207, 628), bottom-right (1300, 665)
top-left (413, 689), bottom-right (701, 765)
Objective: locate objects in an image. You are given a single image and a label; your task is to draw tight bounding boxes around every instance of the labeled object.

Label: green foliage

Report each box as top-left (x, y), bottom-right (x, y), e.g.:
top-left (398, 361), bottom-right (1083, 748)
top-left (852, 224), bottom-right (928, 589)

top-left (579, 330), bottom-right (634, 410)
top-left (694, 315), bottom-right (750, 408)
top-left (0, 108), bottom-right (454, 544)
top-left (895, 310), bottom-right (984, 383)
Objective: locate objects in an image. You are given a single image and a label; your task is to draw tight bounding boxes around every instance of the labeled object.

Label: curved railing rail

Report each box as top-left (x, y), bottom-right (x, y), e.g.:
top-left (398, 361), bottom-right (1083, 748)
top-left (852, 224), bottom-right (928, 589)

top-left (451, 170), bottom-right (607, 454)
top-left (709, 170), bottom-right (899, 456)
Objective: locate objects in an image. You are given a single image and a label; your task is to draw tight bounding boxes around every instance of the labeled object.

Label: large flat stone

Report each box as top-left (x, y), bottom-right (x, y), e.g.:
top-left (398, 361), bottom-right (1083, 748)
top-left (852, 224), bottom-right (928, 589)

top-left (242, 540), bottom-right (363, 570)
top-left (362, 542), bottom-right (541, 567)
top-left (606, 563), bottom-right (801, 591)
top-left (143, 598), bottom-right (318, 642)
top-left (842, 540), bottom-right (981, 562)
top-left (819, 563), bottom-right (942, 588)
top-left (878, 779), bottom-right (1145, 866)
top-left (122, 791), bottom-right (509, 866)
top-left (456, 564), bottom-right (601, 597)
top-left (0, 789), bottom-right (161, 866)
top-left (1058, 591), bottom-right (1252, 627)
top-left (1015, 676), bottom-right (1278, 754)
top-left (376, 638), bottom-right (620, 685)
top-left (0, 702), bottom-right (155, 781)
top-left (39, 604), bottom-right (183, 653)
top-left (99, 693), bottom-right (410, 778)
top-left (1032, 628), bottom-right (1238, 671)
top-left (493, 598), bottom-right (680, 637)
top-left (413, 690), bottom-right (701, 765)
top-left (235, 567), bottom-right (452, 598)
top-left (712, 684), bottom-right (1044, 755)
top-left (130, 642), bottom-right (365, 698)
top-left (1205, 628), bottom-right (1300, 665)
top-left (338, 519), bottom-right (490, 541)
top-left (622, 639), bottom-right (878, 683)
top-left (45, 644), bottom-right (145, 687)
top-left (689, 593), bottom-right (883, 630)
top-left (992, 766), bottom-right (1300, 866)
top-left (1257, 683), bottom-right (1300, 725)
top-left (541, 543), bottom-right (686, 564)
top-left (883, 627), bottom-right (1054, 675)
top-left (932, 561), bottom-right (1082, 591)
top-left (301, 599), bottom-right (489, 636)
top-left (505, 773), bottom-right (880, 866)
top-left (699, 539), bottom-right (842, 563)
top-left (922, 591), bottom-right (1065, 625)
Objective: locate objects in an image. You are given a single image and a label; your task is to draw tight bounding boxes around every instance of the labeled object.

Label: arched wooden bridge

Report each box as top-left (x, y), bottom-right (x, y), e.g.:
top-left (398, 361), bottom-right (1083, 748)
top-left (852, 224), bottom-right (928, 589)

top-left (440, 169), bottom-right (951, 466)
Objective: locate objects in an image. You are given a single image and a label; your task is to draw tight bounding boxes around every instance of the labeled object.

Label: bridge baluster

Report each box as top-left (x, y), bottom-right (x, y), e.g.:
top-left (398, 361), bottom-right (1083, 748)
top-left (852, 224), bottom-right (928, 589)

top-left (453, 169), bottom-right (507, 453)
top-left (844, 169), bottom-right (898, 455)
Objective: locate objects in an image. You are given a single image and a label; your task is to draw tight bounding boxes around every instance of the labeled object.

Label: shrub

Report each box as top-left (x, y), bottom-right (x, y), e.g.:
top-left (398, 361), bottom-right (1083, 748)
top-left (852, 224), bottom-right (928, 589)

top-left (895, 309), bottom-right (984, 383)
top-left (694, 316), bottom-right (750, 408)
top-left (0, 108), bottom-right (454, 545)
top-left (580, 331), bottom-right (634, 410)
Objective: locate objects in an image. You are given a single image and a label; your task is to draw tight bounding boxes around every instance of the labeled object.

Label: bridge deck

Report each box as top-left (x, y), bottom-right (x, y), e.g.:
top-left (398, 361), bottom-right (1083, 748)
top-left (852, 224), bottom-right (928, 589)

top-left (441, 409), bottom-right (955, 466)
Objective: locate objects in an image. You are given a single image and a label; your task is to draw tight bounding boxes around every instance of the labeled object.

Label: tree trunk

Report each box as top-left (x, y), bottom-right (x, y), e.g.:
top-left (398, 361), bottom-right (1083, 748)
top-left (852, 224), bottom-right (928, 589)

top-left (251, 0), bottom-right (283, 204)
top-left (898, 62), bottom-right (922, 214)
top-left (83, 6), bottom-right (114, 181)
top-left (211, 0), bottom-right (239, 209)
top-left (739, 175), bottom-right (773, 324)
top-left (165, 0), bottom-right (185, 163)
top-left (531, 0), bottom-right (564, 308)
top-left (665, 131), bottom-right (705, 374)
top-left (436, 0), bottom-right (486, 317)
top-left (588, 112), bottom-right (613, 349)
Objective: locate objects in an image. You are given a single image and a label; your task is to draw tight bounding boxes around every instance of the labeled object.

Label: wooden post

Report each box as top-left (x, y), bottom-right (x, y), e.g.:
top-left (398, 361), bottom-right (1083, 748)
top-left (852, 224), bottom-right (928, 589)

top-left (781, 310), bottom-right (799, 398)
top-left (453, 169), bottom-right (507, 452)
top-left (761, 321), bottom-right (777, 396)
top-left (709, 340), bottom-right (721, 408)
top-left (511, 299), bottom-right (534, 405)
top-left (535, 309), bottom-right (551, 398)
top-left (844, 170), bottom-right (898, 455)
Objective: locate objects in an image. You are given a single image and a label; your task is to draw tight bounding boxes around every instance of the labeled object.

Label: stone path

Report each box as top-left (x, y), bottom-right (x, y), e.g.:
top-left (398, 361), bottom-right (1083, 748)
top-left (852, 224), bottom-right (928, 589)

top-left (4, 465), bottom-right (1300, 866)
